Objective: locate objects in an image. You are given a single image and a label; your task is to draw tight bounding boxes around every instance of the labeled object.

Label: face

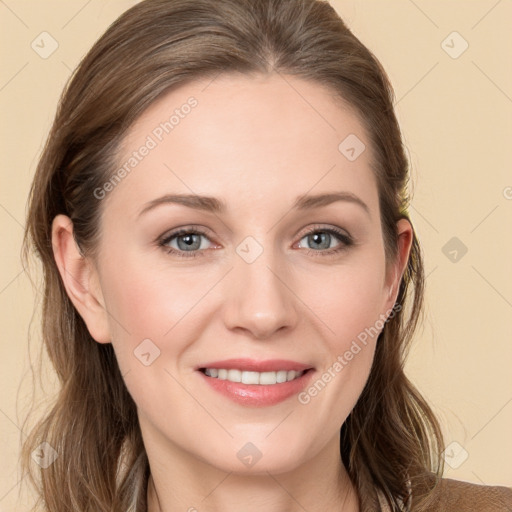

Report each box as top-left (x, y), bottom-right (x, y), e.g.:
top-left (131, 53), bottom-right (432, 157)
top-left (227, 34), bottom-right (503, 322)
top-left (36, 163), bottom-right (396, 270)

top-left (54, 73), bottom-right (410, 476)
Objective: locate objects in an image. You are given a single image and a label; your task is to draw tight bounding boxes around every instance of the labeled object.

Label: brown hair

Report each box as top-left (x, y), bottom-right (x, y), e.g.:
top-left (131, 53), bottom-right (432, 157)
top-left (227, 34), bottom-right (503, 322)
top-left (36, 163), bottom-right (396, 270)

top-left (20, 0), bottom-right (444, 510)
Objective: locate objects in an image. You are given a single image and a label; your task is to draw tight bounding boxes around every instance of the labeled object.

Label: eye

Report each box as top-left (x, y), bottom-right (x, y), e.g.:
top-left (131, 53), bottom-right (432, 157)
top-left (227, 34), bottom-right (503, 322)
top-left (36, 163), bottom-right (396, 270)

top-left (158, 224), bottom-right (354, 259)
top-left (158, 227), bottom-right (215, 258)
top-left (296, 226), bottom-right (353, 256)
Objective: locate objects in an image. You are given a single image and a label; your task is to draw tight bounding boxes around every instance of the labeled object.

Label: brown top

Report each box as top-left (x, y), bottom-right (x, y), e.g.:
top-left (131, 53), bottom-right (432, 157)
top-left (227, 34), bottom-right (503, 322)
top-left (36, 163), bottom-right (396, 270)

top-left (367, 477), bottom-right (512, 511)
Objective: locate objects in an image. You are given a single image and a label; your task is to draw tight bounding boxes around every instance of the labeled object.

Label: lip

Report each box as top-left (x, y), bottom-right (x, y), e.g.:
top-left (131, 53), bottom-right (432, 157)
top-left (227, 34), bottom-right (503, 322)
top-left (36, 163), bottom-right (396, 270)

top-left (196, 358), bottom-right (313, 372)
top-left (196, 359), bottom-right (315, 407)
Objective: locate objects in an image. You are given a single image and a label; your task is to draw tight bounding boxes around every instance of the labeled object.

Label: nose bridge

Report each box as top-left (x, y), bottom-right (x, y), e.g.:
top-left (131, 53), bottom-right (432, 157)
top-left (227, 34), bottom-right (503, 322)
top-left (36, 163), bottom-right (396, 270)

top-left (223, 236), bottom-right (298, 338)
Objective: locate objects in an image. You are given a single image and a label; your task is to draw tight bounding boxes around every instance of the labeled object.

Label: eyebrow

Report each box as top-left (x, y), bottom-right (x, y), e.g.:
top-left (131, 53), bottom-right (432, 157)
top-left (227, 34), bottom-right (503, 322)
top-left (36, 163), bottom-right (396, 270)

top-left (137, 191), bottom-right (370, 218)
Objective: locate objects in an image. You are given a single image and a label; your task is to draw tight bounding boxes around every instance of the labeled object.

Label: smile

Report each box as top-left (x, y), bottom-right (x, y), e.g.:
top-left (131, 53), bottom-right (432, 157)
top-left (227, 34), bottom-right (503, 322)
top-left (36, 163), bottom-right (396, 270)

top-left (197, 366), bottom-right (315, 407)
top-left (201, 368), bottom-right (305, 385)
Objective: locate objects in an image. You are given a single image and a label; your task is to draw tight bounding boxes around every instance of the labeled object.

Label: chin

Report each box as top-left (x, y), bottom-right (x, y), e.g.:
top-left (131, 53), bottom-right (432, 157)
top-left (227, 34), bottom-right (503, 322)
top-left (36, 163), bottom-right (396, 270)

top-left (197, 436), bottom-right (312, 476)
top-left (211, 454), bottom-right (304, 476)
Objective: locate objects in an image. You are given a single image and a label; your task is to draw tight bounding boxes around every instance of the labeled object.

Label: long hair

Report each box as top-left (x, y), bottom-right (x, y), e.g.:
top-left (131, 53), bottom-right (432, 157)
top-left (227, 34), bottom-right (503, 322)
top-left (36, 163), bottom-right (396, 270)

top-left (20, 0), bottom-right (444, 510)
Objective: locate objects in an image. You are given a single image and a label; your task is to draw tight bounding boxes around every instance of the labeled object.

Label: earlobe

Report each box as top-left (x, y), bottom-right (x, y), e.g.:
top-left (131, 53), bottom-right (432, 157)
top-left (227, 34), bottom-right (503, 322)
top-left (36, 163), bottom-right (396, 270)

top-left (51, 214), bottom-right (111, 344)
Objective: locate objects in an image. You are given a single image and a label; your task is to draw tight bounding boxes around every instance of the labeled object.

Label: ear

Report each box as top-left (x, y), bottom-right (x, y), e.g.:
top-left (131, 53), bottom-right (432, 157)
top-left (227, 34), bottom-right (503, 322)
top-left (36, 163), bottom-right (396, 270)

top-left (51, 214), bottom-right (111, 344)
top-left (383, 218), bottom-right (414, 313)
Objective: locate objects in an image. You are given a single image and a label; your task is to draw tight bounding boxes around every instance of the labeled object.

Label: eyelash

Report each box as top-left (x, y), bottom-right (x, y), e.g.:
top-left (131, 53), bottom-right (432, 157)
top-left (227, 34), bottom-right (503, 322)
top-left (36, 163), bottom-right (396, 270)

top-left (157, 225), bottom-right (354, 259)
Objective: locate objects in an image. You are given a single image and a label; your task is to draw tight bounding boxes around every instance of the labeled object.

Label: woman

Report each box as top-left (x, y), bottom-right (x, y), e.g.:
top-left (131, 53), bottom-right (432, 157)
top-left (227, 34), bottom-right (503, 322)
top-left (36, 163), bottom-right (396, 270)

top-left (20, 0), bottom-right (512, 510)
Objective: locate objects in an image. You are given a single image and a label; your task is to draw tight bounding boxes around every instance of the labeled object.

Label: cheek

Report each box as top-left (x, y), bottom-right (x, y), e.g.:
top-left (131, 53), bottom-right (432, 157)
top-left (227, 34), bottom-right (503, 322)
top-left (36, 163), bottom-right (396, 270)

top-left (102, 249), bottom-right (206, 331)
top-left (300, 253), bottom-right (387, 348)
top-left (294, 253), bottom-right (386, 411)
top-left (98, 260), bottom-right (206, 415)
top-left (100, 256), bottom-right (219, 369)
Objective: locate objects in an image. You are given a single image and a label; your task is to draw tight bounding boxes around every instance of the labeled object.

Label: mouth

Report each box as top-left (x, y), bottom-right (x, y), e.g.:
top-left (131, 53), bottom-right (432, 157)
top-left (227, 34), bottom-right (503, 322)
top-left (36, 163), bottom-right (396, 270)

top-left (198, 367), bottom-right (312, 385)
top-left (195, 359), bottom-right (315, 407)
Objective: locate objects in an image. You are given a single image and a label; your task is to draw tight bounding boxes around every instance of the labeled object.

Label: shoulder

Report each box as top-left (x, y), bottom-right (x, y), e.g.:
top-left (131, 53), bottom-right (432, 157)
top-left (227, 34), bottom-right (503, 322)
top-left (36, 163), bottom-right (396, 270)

top-left (418, 477), bottom-right (512, 511)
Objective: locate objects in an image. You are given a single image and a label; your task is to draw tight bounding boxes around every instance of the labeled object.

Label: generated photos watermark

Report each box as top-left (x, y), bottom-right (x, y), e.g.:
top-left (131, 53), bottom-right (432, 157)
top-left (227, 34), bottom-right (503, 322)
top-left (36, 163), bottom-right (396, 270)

top-left (93, 96), bottom-right (198, 200)
top-left (298, 302), bottom-right (402, 405)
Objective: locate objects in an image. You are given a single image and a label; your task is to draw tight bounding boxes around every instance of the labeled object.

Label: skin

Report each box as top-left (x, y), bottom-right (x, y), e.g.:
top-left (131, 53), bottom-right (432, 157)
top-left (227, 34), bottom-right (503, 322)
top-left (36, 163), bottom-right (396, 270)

top-left (52, 73), bottom-right (412, 512)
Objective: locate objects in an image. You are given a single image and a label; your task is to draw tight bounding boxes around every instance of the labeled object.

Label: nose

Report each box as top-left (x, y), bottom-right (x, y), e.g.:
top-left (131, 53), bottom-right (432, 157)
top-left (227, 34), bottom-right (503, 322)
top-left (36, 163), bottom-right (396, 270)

top-left (222, 247), bottom-right (299, 340)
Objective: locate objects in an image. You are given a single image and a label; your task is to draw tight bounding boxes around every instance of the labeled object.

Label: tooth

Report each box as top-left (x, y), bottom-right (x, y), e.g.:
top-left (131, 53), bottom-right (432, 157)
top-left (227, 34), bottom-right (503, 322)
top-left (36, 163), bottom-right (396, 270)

top-left (259, 371), bottom-right (278, 385)
top-left (204, 368), bottom-right (306, 384)
top-left (227, 369), bottom-right (242, 382)
top-left (241, 371), bottom-right (260, 385)
top-left (276, 370), bottom-right (288, 383)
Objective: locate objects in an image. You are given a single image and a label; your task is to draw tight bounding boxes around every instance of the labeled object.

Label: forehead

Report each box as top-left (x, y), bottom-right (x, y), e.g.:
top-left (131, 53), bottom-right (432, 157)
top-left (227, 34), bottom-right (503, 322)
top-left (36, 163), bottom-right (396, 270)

top-left (106, 72), bottom-right (378, 219)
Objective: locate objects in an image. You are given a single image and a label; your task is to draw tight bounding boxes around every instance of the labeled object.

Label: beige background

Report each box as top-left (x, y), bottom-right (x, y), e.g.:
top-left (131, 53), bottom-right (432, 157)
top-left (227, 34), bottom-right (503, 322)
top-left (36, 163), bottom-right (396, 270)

top-left (1, 0), bottom-right (511, 509)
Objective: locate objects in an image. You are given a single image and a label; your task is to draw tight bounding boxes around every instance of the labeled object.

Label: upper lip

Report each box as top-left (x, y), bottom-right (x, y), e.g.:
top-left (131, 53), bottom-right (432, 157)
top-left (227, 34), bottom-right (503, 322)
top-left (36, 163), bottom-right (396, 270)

top-left (196, 358), bottom-right (314, 372)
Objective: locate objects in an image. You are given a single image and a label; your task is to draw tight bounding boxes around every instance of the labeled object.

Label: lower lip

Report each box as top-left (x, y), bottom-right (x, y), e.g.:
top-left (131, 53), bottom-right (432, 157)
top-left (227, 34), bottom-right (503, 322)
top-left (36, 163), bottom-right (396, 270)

top-left (197, 369), bottom-right (315, 407)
